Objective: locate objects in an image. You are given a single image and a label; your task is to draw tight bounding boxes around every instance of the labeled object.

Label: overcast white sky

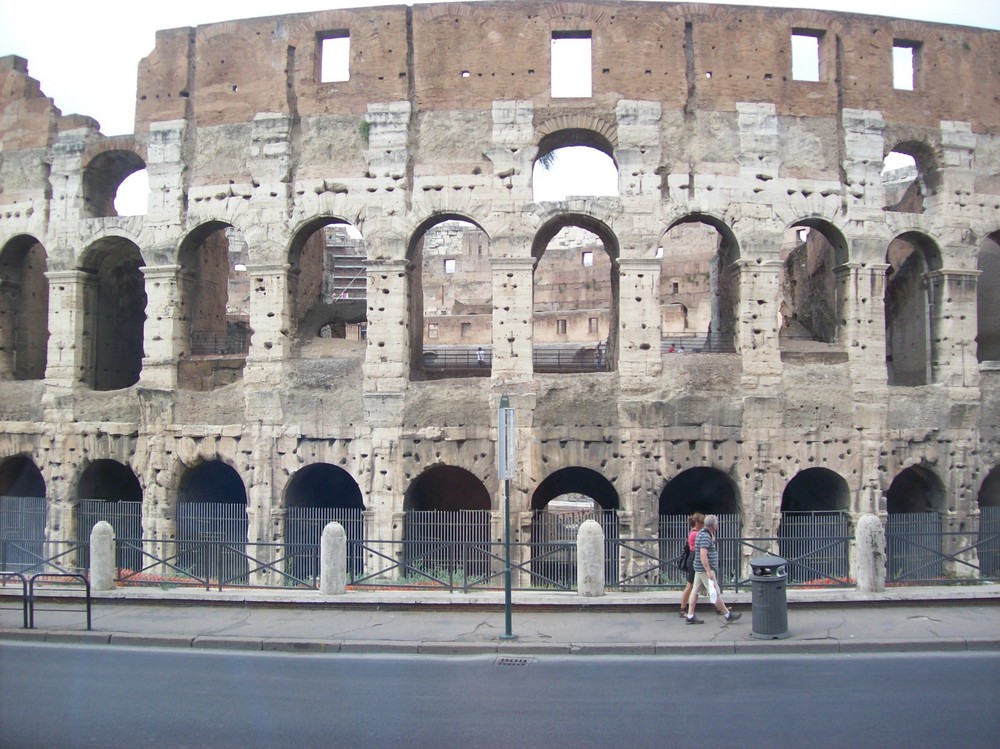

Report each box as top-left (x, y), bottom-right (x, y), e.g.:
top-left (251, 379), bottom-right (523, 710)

top-left (1, 0), bottom-right (998, 137)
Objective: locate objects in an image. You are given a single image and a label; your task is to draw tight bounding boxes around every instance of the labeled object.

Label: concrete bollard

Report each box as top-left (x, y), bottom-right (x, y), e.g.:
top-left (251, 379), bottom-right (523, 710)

top-left (90, 521), bottom-right (116, 592)
top-left (577, 519), bottom-right (605, 597)
top-left (320, 521), bottom-right (347, 595)
top-left (855, 513), bottom-right (886, 593)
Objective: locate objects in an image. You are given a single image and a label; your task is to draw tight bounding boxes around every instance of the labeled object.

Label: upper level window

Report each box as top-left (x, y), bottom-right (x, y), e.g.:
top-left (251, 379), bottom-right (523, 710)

top-left (551, 31), bottom-right (592, 98)
top-left (893, 40), bottom-right (920, 90)
top-left (791, 30), bottom-right (823, 82)
top-left (444, 258), bottom-right (456, 274)
top-left (319, 31), bottom-right (350, 82)
top-left (582, 251), bottom-right (594, 267)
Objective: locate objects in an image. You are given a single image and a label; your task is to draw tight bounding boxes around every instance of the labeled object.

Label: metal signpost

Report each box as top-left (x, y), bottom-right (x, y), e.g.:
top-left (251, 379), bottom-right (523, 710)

top-left (497, 393), bottom-right (517, 640)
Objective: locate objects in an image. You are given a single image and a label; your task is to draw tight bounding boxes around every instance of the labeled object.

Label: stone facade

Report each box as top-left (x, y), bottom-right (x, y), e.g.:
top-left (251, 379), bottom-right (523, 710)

top-left (1, 2), bottom-right (1000, 581)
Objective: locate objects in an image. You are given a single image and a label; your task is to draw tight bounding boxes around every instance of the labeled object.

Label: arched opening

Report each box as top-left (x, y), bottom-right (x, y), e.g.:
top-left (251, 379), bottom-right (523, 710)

top-left (882, 143), bottom-right (938, 214)
top-left (79, 237), bottom-right (146, 391)
top-left (113, 169), bottom-right (149, 216)
top-left (0, 455), bottom-right (46, 571)
top-left (533, 138), bottom-right (618, 202)
top-left (886, 464), bottom-right (946, 581)
top-left (885, 232), bottom-right (941, 386)
top-left (658, 467), bottom-right (741, 586)
top-left (0, 235), bottom-right (48, 380)
top-left (176, 461), bottom-right (248, 584)
top-left (779, 221), bottom-right (848, 355)
top-left (177, 222), bottom-right (250, 391)
top-left (284, 463), bottom-right (365, 580)
top-left (83, 149), bottom-right (146, 219)
top-left (75, 459), bottom-right (142, 572)
top-left (778, 468), bottom-right (851, 583)
top-left (658, 216), bottom-right (739, 354)
top-left (977, 468), bottom-right (1000, 579)
top-left (289, 219), bottom-right (368, 356)
top-left (532, 216), bottom-right (617, 372)
top-left (408, 217), bottom-right (492, 378)
top-left (977, 231), bottom-right (1000, 363)
top-left (530, 467), bottom-right (619, 588)
top-left (402, 465), bottom-right (491, 582)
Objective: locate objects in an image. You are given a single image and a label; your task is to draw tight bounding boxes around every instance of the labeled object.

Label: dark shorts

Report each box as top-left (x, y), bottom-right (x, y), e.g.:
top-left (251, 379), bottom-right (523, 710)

top-left (686, 564), bottom-right (696, 584)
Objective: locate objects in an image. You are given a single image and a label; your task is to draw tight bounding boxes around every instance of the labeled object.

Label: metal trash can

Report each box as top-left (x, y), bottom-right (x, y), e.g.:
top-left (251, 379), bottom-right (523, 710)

top-left (750, 554), bottom-right (789, 640)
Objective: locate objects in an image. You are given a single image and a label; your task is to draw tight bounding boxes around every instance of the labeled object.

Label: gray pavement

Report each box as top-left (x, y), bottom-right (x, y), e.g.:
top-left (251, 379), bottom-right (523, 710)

top-left (2, 584), bottom-right (999, 655)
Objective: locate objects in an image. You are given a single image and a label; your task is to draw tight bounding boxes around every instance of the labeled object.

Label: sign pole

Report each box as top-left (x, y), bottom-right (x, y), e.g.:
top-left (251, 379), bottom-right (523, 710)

top-left (498, 393), bottom-right (516, 640)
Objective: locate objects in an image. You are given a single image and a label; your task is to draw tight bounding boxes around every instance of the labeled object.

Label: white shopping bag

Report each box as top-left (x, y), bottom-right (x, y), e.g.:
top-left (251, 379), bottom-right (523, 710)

top-left (707, 579), bottom-right (719, 604)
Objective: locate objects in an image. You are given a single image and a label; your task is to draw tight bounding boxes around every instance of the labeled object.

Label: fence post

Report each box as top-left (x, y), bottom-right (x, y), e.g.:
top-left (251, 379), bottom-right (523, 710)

top-left (855, 513), bottom-right (886, 593)
top-left (320, 522), bottom-right (347, 595)
top-left (90, 521), bottom-right (116, 592)
top-left (577, 519), bottom-right (605, 597)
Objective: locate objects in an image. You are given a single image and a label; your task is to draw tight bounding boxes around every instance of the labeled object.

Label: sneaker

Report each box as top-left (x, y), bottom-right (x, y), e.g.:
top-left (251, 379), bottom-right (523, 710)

top-left (686, 616), bottom-right (704, 625)
top-left (679, 609), bottom-right (688, 618)
top-left (723, 611), bottom-right (743, 623)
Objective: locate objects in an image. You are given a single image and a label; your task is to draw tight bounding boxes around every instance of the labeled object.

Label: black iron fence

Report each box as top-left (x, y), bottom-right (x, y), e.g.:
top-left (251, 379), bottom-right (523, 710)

top-left (285, 506), bottom-right (365, 580)
top-left (530, 509), bottom-right (619, 587)
top-left (77, 499), bottom-right (143, 571)
top-left (0, 495), bottom-right (46, 572)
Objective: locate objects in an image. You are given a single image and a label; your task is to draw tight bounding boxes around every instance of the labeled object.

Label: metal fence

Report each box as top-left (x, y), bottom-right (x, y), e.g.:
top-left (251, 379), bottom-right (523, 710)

top-left (530, 510), bottom-right (619, 587)
top-left (778, 511), bottom-right (851, 584)
top-left (0, 495), bottom-right (46, 572)
top-left (285, 506), bottom-right (365, 581)
top-left (981, 506), bottom-right (1000, 579)
top-left (76, 500), bottom-right (143, 571)
top-left (175, 502), bottom-right (250, 584)
top-left (402, 510), bottom-right (492, 582)
top-left (886, 512), bottom-right (943, 582)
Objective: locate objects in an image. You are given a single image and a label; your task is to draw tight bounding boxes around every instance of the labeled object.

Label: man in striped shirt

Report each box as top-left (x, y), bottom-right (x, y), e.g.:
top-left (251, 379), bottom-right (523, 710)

top-left (686, 514), bottom-right (742, 625)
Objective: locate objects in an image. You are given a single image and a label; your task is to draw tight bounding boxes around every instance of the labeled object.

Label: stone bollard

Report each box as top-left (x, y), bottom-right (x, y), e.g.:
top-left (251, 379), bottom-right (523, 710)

top-left (855, 513), bottom-right (886, 593)
top-left (320, 521), bottom-right (347, 595)
top-left (577, 519), bottom-right (605, 597)
top-left (90, 521), bottom-right (116, 592)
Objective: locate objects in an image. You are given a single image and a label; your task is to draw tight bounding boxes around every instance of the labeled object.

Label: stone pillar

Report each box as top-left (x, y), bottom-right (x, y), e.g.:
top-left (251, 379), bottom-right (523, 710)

top-left (577, 519), bottom-right (605, 597)
top-left (43, 269), bottom-right (96, 390)
top-left (927, 268), bottom-right (980, 389)
top-left (835, 261), bottom-right (890, 389)
top-left (240, 259), bottom-right (287, 423)
top-left (855, 513), bottom-right (886, 593)
top-left (320, 522), bottom-right (347, 595)
top-left (364, 257), bottom-right (411, 393)
top-left (927, 120), bottom-right (976, 212)
top-left (0, 278), bottom-right (16, 379)
top-left (90, 521), bottom-right (116, 592)
top-left (145, 120), bottom-right (188, 223)
top-left (615, 100), bottom-right (663, 201)
top-left (617, 257), bottom-right (662, 382)
top-left (735, 258), bottom-right (783, 390)
top-left (140, 265), bottom-right (183, 390)
top-left (490, 255), bottom-right (535, 384)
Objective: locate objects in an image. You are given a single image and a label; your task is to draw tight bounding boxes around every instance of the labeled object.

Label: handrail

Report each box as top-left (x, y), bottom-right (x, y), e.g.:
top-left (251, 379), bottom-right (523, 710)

top-left (27, 573), bottom-right (91, 630)
top-left (0, 571), bottom-right (29, 628)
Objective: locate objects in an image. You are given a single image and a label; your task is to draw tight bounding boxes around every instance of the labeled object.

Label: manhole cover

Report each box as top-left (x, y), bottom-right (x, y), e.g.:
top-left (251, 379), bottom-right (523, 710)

top-left (494, 656), bottom-right (533, 667)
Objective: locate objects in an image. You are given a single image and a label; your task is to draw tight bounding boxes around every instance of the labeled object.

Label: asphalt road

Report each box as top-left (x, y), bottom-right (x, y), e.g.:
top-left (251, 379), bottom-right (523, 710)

top-left (2, 643), bottom-right (998, 749)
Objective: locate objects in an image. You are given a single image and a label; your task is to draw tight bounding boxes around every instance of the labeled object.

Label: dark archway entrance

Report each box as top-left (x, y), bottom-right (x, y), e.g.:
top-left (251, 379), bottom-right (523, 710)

top-left (176, 461), bottom-right (248, 584)
top-left (0, 235), bottom-right (49, 380)
top-left (778, 468), bottom-right (851, 584)
top-left (402, 465), bottom-right (491, 583)
top-left (284, 463), bottom-right (365, 580)
top-left (75, 459), bottom-right (143, 572)
top-left (530, 467), bottom-right (619, 588)
top-left (977, 468), bottom-right (1000, 579)
top-left (886, 464), bottom-right (945, 581)
top-left (0, 455), bottom-right (46, 571)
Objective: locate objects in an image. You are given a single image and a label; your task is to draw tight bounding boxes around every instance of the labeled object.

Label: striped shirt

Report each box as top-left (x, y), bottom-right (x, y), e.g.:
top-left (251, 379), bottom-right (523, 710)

top-left (692, 528), bottom-right (718, 572)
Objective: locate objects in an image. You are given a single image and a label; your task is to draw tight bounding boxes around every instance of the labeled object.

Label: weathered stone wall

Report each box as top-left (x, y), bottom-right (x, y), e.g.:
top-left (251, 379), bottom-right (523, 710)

top-left (1, 2), bottom-right (1000, 576)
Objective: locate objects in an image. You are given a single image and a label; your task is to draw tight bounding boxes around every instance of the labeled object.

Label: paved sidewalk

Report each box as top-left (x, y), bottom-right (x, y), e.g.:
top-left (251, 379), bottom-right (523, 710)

top-left (3, 583), bottom-right (999, 655)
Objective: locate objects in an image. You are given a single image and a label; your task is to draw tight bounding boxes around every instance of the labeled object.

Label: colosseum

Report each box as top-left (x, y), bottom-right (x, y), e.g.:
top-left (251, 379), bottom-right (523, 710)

top-left (1, 0), bottom-right (999, 589)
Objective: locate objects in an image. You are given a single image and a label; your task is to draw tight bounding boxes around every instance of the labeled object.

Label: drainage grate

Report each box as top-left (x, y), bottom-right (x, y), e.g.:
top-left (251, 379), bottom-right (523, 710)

top-left (494, 656), bottom-right (533, 667)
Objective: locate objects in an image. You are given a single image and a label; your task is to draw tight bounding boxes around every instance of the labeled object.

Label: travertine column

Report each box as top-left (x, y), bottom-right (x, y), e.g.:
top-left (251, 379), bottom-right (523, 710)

top-left (617, 257), bottom-right (661, 381)
top-left (927, 268), bottom-right (980, 389)
top-left (43, 269), bottom-right (95, 390)
top-left (490, 255), bottom-right (535, 384)
top-left (835, 261), bottom-right (891, 388)
top-left (363, 257), bottom-right (411, 393)
top-left (735, 258), bottom-right (783, 390)
top-left (140, 265), bottom-right (183, 390)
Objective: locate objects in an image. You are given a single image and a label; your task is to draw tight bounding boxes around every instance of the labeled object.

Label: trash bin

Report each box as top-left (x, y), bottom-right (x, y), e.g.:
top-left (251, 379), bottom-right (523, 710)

top-left (750, 554), bottom-right (789, 640)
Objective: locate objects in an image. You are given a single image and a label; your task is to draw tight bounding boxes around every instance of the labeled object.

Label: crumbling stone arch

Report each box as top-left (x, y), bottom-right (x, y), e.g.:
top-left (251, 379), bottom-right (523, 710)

top-left (177, 220), bottom-right (250, 390)
top-left (886, 463), bottom-right (945, 515)
top-left (76, 458), bottom-right (142, 502)
top-left (81, 136), bottom-right (147, 219)
top-left (0, 233), bottom-right (48, 380)
top-left (77, 235), bottom-right (147, 391)
top-left (403, 464), bottom-right (491, 511)
top-left (883, 137), bottom-right (942, 214)
top-left (0, 453), bottom-right (46, 497)
top-left (657, 466), bottom-right (741, 517)
top-left (288, 216), bottom-right (367, 345)
top-left (885, 230), bottom-right (941, 386)
top-left (779, 218), bottom-right (848, 346)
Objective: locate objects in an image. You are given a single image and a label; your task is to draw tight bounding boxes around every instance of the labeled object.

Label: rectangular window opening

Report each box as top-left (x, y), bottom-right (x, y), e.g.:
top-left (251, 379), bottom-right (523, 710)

top-left (319, 32), bottom-right (350, 83)
top-left (791, 30), bottom-right (822, 82)
top-left (551, 31), bottom-right (592, 98)
top-left (444, 258), bottom-right (456, 274)
top-left (557, 319), bottom-right (567, 335)
top-left (460, 322), bottom-right (472, 338)
top-left (893, 40), bottom-right (919, 90)
top-left (589, 317), bottom-right (599, 334)
top-left (428, 323), bottom-right (439, 339)
top-left (582, 250), bottom-right (594, 267)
